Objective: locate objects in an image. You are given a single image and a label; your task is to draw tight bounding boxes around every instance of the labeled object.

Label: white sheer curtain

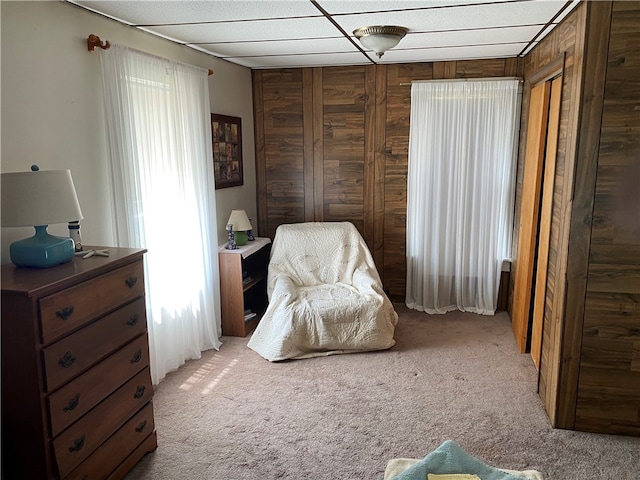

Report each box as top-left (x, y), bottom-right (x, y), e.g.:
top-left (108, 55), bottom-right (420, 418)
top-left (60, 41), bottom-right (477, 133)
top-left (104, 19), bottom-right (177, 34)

top-left (406, 79), bottom-right (520, 315)
top-left (99, 44), bottom-right (222, 384)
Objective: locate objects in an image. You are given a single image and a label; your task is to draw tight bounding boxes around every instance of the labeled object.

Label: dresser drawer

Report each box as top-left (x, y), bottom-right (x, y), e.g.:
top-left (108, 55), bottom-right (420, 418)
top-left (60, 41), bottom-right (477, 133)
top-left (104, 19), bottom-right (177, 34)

top-left (48, 334), bottom-right (150, 437)
top-left (53, 367), bottom-right (153, 478)
top-left (64, 402), bottom-right (155, 480)
top-left (42, 298), bottom-right (147, 392)
top-left (39, 261), bottom-right (145, 343)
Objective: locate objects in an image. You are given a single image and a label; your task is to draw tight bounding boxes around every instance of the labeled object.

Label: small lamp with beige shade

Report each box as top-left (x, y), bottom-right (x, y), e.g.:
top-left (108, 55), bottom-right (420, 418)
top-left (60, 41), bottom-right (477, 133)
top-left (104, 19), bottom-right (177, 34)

top-left (227, 209), bottom-right (253, 247)
top-left (1, 165), bottom-right (83, 268)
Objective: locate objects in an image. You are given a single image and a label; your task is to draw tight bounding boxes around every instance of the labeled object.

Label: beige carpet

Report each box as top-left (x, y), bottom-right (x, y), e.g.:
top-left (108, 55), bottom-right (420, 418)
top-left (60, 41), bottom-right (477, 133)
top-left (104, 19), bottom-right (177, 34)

top-left (126, 305), bottom-right (639, 479)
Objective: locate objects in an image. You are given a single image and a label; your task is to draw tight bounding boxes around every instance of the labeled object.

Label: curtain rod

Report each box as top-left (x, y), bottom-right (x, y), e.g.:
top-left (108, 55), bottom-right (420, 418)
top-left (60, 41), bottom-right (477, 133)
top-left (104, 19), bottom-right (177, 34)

top-left (399, 76), bottom-right (521, 86)
top-left (86, 34), bottom-right (214, 76)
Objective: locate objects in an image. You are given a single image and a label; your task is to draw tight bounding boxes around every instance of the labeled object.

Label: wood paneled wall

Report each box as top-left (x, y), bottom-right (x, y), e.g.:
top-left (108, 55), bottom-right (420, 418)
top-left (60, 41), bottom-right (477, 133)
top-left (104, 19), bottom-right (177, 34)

top-left (517, 0), bottom-right (587, 428)
top-left (518, 0), bottom-right (639, 436)
top-left (576, 1), bottom-right (640, 435)
top-left (253, 58), bottom-right (521, 299)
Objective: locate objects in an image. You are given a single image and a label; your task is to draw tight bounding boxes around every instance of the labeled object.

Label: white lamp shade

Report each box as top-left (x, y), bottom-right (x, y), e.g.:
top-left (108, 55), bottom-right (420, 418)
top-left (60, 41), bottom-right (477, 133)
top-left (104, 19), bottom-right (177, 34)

top-left (227, 210), bottom-right (252, 231)
top-left (1, 169), bottom-right (83, 227)
top-left (359, 34), bottom-right (403, 55)
top-left (353, 25), bottom-right (408, 58)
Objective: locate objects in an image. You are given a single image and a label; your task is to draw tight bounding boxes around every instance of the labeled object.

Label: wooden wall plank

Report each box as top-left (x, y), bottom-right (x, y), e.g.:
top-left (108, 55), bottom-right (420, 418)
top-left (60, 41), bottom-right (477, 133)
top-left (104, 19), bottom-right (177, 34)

top-left (444, 61), bottom-right (457, 78)
top-left (322, 67), bottom-right (366, 231)
top-left (548, 3), bottom-right (592, 428)
top-left (261, 69), bottom-right (306, 238)
top-left (313, 68), bottom-right (324, 221)
top-left (252, 70), bottom-right (268, 236)
top-left (505, 57), bottom-right (521, 76)
top-left (373, 65), bottom-right (388, 275)
top-left (557, 0), bottom-right (612, 428)
top-left (433, 62), bottom-right (445, 79)
top-left (575, 367), bottom-right (640, 435)
top-left (632, 342), bottom-right (640, 372)
top-left (456, 58), bottom-right (510, 78)
top-left (303, 68), bottom-right (315, 222)
top-left (363, 65), bottom-right (376, 247)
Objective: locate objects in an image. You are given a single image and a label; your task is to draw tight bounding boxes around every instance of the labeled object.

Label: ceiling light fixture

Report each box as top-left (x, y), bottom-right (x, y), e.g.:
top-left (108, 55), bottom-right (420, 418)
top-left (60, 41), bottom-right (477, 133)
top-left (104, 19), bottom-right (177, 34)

top-left (353, 25), bottom-right (408, 58)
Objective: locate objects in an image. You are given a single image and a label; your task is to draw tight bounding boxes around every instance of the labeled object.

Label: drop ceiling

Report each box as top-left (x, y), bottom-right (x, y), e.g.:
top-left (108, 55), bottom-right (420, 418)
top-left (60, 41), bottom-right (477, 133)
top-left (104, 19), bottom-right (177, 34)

top-left (68, 0), bottom-right (580, 69)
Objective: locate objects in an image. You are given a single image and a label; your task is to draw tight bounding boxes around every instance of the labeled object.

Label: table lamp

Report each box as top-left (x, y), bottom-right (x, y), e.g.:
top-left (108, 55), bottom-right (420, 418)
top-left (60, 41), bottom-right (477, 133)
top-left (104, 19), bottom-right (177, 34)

top-left (1, 166), bottom-right (83, 268)
top-left (227, 210), bottom-right (252, 246)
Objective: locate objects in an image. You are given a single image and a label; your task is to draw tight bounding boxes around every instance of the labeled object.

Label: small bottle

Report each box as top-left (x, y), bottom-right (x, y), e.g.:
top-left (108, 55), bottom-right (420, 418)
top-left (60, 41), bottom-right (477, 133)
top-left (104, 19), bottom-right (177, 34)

top-left (247, 218), bottom-right (255, 241)
top-left (226, 224), bottom-right (237, 250)
top-left (68, 221), bottom-right (83, 252)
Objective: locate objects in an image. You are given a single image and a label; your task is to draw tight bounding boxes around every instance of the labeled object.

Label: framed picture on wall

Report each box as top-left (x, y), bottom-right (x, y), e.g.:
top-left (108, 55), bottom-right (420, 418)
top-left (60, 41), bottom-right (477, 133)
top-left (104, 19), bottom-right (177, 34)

top-left (211, 113), bottom-right (243, 189)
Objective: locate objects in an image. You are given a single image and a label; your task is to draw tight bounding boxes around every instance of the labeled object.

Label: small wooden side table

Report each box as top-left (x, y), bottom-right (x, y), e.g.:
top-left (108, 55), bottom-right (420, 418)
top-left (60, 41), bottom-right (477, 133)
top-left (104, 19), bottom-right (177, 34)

top-left (218, 237), bottom-right (271, 336)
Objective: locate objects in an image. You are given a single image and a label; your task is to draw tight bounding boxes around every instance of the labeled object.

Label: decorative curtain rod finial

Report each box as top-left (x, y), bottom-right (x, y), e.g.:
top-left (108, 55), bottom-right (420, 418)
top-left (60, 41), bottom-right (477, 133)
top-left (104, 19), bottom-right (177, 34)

top-left (87, 34), bottom-right (110, 52)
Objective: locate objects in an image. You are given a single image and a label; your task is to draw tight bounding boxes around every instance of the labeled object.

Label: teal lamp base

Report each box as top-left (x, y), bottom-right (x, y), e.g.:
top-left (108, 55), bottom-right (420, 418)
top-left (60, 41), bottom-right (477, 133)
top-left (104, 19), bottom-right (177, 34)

top-left (10, 225), bottom-right (75, 268)
top-left (234, 231), bottom-right (249, 246)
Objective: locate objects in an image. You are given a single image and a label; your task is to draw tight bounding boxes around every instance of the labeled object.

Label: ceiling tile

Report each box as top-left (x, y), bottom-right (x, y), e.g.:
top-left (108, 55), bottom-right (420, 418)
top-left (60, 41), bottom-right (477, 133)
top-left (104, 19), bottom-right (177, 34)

top-left (317, 0), bottom-right (516, 15)
top-left (196, 37), bottom-right (358, 58)
top-left (74, 0), bottom-right (322, 25)
top-left (149, 16), bottom-right (342, 44)
top-left (373, 43), bottom-right (527, 64)
top-left (334, 2), bottom-right (566, 34)
top-left (230, 52), bottom-right (372, 69)
top-left (398, 25), bottom-right (542, 49)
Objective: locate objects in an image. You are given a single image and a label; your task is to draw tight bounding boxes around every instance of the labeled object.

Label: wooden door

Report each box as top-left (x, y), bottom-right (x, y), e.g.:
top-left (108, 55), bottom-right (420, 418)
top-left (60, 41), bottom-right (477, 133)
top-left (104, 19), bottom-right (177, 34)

top-left (511, 81), bottom-right (550, 353)
top-left (530, 76), bottom-right (563, 369)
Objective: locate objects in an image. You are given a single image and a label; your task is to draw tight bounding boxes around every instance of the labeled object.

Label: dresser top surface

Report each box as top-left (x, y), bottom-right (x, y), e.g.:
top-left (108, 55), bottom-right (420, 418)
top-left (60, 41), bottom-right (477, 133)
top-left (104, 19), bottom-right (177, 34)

top-left (1, 247), bottom-right (146, 297)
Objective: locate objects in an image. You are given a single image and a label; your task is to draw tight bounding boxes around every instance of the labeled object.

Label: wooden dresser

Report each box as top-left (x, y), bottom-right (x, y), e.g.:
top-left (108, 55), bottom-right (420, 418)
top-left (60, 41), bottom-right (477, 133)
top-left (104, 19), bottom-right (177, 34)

top-left (1, 247), bottom-right (157, 479)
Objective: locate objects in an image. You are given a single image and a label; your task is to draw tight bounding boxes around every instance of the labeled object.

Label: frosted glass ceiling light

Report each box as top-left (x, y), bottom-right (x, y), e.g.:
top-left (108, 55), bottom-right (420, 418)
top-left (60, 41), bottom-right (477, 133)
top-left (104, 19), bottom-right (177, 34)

top-left (353, 25), bottom-right (408, 58)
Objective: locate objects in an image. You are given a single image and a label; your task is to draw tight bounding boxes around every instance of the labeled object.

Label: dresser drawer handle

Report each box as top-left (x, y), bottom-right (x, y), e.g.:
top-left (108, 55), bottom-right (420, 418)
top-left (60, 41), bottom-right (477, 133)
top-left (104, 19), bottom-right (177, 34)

top-left (130, 349), bottom-right (142, 364)
top-left (68, 435), bottom-right (85, 453)
top-left (125, 276), bottom-right (138, 288)
top-left (58, 351), bottom-right (76, 368)
top-left (134, 385), bottom-right (146, 399)
top-left (63, 393), bottom-right (80, 412)
top-left (135, 420), bottom-right (147, 433)
top-left (126, 314), bottom-right (139, 326)
top-left (55, 306), bottom-right (75, 320)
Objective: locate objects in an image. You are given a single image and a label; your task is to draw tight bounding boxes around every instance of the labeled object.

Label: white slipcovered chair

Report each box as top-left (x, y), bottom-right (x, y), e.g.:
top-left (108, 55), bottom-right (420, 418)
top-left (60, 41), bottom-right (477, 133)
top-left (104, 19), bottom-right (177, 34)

top-left (247, 222), bottom-right (398, 361)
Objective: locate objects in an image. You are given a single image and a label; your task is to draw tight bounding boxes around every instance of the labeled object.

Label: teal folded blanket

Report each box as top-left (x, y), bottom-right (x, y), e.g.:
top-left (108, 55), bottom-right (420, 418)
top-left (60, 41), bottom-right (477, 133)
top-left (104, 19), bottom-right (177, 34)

top-left (390, 440), bottom-right (523, 480)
